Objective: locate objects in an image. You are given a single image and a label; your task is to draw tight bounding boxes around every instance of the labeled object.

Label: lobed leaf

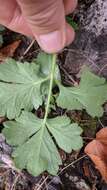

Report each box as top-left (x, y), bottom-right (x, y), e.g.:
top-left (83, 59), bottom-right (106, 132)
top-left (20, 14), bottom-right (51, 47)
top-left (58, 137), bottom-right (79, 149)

top-left (3, 111), bottom-right (83, 176)
top-left (0, 58), bottom-right (50, 119)
top-left (57, 69), bottom-right (107, 117)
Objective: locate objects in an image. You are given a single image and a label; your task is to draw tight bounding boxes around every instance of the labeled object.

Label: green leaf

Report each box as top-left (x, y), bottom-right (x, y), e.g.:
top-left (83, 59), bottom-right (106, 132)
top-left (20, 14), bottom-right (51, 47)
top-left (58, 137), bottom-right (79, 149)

top-left (57, 68), bottom-right (107, 117)
top-left (36, 52), bottom-right (60, 80)
top-left (0, 58), bottom-right (49, 119)
top-left (66, 16), bottom-right (78, 31)
top-left (37, 52), bottom-right (53, 76)
top-left (46, 116), bottom-right (83, 152)
top-left (3, 111), bottom-right (83, 176)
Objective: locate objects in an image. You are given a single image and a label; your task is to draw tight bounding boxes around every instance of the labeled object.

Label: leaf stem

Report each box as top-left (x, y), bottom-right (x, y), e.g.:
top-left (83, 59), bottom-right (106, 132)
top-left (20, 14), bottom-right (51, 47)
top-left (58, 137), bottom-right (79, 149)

top-left (37, 54), bottom-right (57, 162)
top-left (43, 54), bottom-right (57, 124)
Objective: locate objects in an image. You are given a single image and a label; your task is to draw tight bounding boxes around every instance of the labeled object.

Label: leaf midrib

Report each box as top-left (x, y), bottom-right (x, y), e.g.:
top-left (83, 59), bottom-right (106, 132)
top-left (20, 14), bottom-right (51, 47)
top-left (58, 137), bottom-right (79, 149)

top-left (34, 54), bottom-right (56, 167)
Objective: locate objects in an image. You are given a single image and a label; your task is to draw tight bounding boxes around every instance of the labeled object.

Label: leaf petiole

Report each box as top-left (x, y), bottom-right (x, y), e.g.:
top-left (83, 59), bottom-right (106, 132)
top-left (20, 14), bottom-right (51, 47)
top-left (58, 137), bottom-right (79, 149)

top-left (36, 54), bottom-right (57, 165)
top-left (43, 53), bottom-right (57, 124)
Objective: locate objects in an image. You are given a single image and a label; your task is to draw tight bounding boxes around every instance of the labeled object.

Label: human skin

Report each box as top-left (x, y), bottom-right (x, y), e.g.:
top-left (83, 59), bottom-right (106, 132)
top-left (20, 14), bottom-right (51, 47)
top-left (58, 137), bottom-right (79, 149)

top-left (0, 0), bottom-right (77, 53)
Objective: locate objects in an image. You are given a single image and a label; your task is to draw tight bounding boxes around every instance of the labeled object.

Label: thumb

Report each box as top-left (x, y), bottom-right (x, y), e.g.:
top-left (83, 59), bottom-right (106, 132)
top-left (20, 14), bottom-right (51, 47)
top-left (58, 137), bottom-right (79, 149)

top-left (17, 0), bottom-right (73, 53)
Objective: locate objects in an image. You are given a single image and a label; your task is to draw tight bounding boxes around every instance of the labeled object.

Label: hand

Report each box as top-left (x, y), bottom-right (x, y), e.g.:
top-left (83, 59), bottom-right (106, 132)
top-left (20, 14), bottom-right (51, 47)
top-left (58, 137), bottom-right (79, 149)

top-left (0, 0), bottom-right (77, 53)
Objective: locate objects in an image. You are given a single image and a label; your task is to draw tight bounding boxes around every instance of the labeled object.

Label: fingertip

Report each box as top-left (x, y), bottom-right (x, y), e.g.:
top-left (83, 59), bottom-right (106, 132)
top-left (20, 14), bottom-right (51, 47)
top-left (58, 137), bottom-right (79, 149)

top-left (35, 28), bottom-right (66, 53)
top-left (35, 24), bottom-right (75, 54)
top-left (64, 0), bottom-right (78, 15)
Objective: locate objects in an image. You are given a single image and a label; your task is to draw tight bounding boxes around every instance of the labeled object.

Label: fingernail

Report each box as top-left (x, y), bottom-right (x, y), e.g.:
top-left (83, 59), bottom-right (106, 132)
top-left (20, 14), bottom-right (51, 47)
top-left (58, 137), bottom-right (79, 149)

top-left (36, 30), bottom-right (66, 53)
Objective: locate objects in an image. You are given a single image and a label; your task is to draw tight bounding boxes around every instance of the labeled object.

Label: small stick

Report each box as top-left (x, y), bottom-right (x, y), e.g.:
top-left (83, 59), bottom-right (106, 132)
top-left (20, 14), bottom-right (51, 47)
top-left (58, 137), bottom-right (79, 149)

top-left (23, 39), bottom-right (35, 56)
top-left (98, 64), bottom-right (107, 75)
top-left (58, 155), bottom-right (86, 175)
top-left (98, 119), bottom-right (106, 128)
top-left (36, 176), bottom-right (48, 190)
top-left (11, 173), bottom-right (21, 190)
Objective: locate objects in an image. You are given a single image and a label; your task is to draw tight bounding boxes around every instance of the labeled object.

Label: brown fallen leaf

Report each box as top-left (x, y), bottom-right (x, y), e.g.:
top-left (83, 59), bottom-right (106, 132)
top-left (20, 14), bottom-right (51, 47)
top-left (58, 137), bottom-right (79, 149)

top-left (0, 40), bottom-right (21, 62)
top-left (85, 128), bottom-right (107, 181)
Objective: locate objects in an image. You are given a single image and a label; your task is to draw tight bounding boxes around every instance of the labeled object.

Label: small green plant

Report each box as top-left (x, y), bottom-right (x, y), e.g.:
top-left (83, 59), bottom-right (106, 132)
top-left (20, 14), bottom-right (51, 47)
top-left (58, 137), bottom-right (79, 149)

top-left (66, 16), bottom-right (78, 30)
top-left (0, 53), bottom-right (107, 176)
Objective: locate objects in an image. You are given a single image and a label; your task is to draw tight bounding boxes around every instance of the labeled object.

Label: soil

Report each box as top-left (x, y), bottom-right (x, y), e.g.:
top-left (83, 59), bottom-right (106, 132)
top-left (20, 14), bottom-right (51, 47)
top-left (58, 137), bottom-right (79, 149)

top-left (0, 0), bottom-right (107, 189)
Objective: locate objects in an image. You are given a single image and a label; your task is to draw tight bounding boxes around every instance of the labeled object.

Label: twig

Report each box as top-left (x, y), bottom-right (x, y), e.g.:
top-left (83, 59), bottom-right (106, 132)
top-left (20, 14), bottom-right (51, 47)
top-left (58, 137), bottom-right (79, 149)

top-left (33, 178), bottom-right (43, 190)
top-left (83, 137), bottom-right (94, 140)
top-left (59, 63), bottom-right (78, 86)
top-left (23, 39), bottom-right (35, 56)
top-left (98, 119), bottom-right (106, 128)
top-left (58, 155), bottom-right (86, 175)
top-left (44, 178), bottom-right (48, 190)
top-left (11, 173), bottom-right (21, 190)
top-left (36, 176), bottom-right (48, 190)
top-left (98, 64), bottom-right (107, 75)
top-left (23, 48), bottom-right (40, 58)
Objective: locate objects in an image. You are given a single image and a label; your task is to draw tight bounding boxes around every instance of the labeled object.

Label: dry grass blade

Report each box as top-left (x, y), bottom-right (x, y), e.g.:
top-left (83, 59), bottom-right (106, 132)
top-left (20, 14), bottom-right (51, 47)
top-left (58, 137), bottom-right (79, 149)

top-left (34, 176), bottom-right (48, 190)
